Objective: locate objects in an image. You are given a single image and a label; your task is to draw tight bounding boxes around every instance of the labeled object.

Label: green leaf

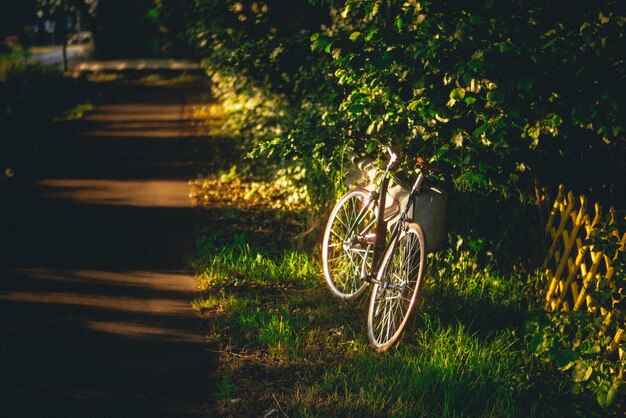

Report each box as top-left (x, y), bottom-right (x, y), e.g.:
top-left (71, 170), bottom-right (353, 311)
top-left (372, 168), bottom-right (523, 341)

top-left (579, 341), bottom-right (601, 357)
top-left (596, 377), bottom-right (623, 407)
top-left (348, 104), bottom-right (365, 114)
top-left (472, 123), bottom-right (488, 138)
top-left (449, 88), bottom-right (466, 100)
top-left (407, 100), bottom-right (421, 111)
top-left (555, 349), bottom-right (579, 371)
top-left (467, 58), bottom-right (483, 72)
top-left (572, 359), bottom-right (593, 382)
top-left (486, 89), bottom-right (504, 105)
top-left (579, 21), bottom-right (591, 34)
top-left (145, 8), bottom-right (159, 21)
top-left (499, 41), bottom-right (521, 55)
top-left (365, 29), bottom-right (378, 42)
top-left (542, 28), bottom-right (558, 38)
top-left (349, 31), bottom-right (361, 42)
top-left (311, 36), bottom-right (332, 53)
top-left (464, 96), bottom-right (476, 105)
top-left (528, 332), bottom-right (547, 353)
top-left (396, 17), bottom-right (404, 31)
top-left (545, 113), bottom-right (563, 127)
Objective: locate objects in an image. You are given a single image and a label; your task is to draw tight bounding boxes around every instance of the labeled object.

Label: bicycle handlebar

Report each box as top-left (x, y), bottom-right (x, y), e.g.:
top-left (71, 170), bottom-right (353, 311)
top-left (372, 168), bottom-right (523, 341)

top-left (348, 129), bottom-right (443, 174)
top-left (347, 130), bottom-right (401, 170)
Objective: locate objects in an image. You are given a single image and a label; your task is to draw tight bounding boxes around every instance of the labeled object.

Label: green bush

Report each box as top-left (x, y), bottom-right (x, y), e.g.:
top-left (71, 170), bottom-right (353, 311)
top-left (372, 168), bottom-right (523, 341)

top-left (188, 0), bottom-right (624, 209)
top-left (306, 0), bottom-right (624, 206)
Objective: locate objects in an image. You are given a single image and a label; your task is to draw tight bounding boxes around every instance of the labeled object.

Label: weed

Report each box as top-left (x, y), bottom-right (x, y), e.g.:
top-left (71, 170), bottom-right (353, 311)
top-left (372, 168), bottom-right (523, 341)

top-left (217, 375), bottom-right (237, 403)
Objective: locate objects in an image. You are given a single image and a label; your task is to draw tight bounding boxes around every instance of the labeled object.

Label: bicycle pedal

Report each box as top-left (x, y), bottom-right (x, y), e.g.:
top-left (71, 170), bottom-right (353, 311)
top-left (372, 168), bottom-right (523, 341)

top-left (361, 274), bottom-right (376, 284)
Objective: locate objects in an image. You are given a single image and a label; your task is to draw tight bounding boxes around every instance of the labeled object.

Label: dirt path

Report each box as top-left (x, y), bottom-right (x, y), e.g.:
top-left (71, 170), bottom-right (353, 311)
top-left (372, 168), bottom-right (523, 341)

top-left (0, 80), bottom-right (217, 416)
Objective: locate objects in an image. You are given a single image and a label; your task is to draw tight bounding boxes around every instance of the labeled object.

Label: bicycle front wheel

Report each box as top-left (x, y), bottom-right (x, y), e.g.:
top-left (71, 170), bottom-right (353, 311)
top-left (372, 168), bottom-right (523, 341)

top-left (367, 222), bottom-right (426, 351)
top-left (322, 188), bottom-right (376, 300)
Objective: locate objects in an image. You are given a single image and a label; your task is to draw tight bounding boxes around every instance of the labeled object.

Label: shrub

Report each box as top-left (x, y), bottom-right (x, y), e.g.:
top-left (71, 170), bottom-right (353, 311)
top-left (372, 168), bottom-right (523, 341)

top-left (188, 0), bottom-right (624, 209)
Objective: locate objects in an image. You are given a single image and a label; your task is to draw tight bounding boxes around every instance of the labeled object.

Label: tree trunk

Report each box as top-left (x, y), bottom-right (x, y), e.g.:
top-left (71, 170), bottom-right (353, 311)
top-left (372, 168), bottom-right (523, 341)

top-left (60, 9), bottom-right (68, 71)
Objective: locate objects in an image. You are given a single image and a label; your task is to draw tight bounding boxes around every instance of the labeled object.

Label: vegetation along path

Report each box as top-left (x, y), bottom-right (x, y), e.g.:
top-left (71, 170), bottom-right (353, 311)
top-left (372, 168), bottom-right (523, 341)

top-left (0, 76), bottom-right (219, 416)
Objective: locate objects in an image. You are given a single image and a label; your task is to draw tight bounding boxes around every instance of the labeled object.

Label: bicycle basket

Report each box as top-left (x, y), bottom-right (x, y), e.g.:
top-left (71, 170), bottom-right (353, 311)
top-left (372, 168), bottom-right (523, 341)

top-left (345, 156), bottom-right (448, 252)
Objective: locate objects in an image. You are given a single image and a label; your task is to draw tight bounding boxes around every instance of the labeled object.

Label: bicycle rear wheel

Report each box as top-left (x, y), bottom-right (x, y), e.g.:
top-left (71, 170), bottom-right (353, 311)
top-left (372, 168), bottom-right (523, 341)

top-left (322, 188), bottom-right (376, 299)
top-left (367, 222), bottom-right (426, 351)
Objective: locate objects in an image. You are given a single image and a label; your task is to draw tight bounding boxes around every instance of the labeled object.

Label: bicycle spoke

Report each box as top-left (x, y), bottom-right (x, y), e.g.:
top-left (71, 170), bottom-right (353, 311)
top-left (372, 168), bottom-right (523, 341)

top-left (368, 223), bottom-right (426, 351)
top-left (323, 189), bottom-right (376, 299)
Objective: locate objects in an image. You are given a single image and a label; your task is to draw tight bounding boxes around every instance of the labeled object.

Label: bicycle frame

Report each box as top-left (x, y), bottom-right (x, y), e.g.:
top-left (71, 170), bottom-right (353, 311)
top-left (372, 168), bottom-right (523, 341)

top-left (322, 141), bottom-right (435, 350)
top-left (342, 156), bottom-right (427, 284)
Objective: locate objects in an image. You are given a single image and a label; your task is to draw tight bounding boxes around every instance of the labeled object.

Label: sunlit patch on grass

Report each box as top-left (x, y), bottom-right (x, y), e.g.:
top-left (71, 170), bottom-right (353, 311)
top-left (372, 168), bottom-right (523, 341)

top-left (190, 165), bottom-right (309, 212)
top-left (193, 103), bottom-right (225, 120)
top-left (191, 291), bottom-right (235, 315)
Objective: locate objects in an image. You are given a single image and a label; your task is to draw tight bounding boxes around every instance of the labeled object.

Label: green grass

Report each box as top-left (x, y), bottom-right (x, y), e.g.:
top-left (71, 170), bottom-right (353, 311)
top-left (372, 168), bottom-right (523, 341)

top-left (194, 231), bottom-right (606, 416)
top-left (193, 233), bottom-right (319, 290)
top-left (297, 325), bottom-right (525, 417)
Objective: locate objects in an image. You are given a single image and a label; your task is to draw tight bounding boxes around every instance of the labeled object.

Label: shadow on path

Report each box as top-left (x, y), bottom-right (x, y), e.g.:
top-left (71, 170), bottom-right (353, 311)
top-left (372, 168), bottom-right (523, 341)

top-left (0, 80), bottom-right (220, 416)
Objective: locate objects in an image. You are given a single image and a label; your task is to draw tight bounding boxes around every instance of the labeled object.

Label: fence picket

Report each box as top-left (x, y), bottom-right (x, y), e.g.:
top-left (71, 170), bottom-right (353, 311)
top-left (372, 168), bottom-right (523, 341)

top-left (542, 184), bottom-right (625, 376)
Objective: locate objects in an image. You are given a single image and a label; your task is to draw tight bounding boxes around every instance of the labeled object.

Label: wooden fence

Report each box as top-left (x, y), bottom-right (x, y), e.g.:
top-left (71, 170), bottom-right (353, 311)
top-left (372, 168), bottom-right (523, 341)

top-left (543, 184), bottom-right (626, 356)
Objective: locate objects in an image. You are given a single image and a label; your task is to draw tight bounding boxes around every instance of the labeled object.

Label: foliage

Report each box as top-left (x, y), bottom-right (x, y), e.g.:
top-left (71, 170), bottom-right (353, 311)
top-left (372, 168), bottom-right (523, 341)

top-left (527, 309), bottom-right (625, 410)
top-left (183, 0), bottom-right (340, 209)
top-left (188, 0), bottom-right (624, 209)
top-left (527, 211), bottom-right (626, 409)
top-left (306, 0), bottom-right (624, 204)
top-left (92, 0), bottom-right (165, 58)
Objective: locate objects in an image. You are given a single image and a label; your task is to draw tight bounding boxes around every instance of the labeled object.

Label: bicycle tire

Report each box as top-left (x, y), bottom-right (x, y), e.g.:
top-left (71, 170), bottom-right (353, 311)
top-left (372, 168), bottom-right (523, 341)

top-left (367, 222), bottom-right (426, 351)
top-left (322, 188), bottom-right (376, 300)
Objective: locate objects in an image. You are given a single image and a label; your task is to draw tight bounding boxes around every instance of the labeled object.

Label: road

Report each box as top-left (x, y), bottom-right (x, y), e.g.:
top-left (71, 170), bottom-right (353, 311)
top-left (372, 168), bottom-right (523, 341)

top-left (26, 45), bottom-right (92, 67)
top-left (0, 79), bottom-right (218, 416)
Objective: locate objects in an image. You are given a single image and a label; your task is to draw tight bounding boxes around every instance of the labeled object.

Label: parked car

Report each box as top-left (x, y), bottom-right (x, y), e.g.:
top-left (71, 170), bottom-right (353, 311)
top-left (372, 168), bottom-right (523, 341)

top-left (68, 31), bottom-right (93, 46)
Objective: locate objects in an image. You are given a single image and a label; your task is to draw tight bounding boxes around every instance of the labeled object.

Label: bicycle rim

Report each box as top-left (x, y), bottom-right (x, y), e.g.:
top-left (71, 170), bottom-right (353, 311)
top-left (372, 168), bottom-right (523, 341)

top-left (367, 223), bottom-right (425, 351)
top-left (322, 188), bottom-right (375, 299)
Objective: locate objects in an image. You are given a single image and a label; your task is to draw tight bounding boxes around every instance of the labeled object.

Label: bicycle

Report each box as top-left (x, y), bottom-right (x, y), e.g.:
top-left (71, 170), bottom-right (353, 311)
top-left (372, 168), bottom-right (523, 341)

top-left (321, 137), bottom-right (441, 351)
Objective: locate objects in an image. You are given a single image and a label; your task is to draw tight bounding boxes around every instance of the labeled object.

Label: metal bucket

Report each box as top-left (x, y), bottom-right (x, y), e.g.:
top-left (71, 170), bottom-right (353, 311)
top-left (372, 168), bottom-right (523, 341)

top-left (345, 156), bottom-right (448, 252)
